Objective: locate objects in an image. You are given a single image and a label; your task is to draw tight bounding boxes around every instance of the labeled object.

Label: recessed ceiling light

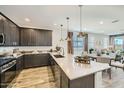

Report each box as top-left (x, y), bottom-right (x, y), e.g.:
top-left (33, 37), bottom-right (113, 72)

top-left (100, 21), bottom-right (103, 24)
top-left (53, 24), bottom-right (57, 26)
top-left (25, 18), bottom-right (30, 22)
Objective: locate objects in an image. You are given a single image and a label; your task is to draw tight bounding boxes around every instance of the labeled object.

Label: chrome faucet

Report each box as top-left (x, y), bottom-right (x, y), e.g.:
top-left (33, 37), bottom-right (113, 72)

top-left (57, 47), bottom-right (64, 56)
top-left (60, 47), bottom-right (64, 56)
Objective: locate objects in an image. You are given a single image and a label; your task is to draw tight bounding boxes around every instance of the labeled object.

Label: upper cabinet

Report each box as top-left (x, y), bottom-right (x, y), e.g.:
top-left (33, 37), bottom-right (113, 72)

top-left (0, 15), bottom-right (4, 33)
top-left (0, 13), bottom-right (20, 46)
top-left (3, 16), bottom-right (19, 46)
top-left (0, 13), bottom-right (52, 46)
top-left (20, 28), bottom-right (52, 46)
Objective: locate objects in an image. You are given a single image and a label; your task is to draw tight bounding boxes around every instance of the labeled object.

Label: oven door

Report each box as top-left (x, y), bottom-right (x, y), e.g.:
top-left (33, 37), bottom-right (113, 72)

top-left (0, 61), bottom-right (16, 88)
top-left (0, 33), bottom-right (5, 45)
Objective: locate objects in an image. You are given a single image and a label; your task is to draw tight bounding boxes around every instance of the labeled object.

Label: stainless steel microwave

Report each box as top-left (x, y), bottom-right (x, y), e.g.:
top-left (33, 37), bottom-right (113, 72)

top-left (0, 33), bottom-right (5, 45)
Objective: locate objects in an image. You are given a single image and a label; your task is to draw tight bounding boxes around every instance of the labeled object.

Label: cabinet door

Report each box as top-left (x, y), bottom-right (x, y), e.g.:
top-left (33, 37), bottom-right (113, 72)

top-left (40, 54), bottom-right (49, 66)
top-left (54, 63), bottom-right (61, 88)
top-left (32, 54), bottom-right (42, 67)
top-left (40, 30), bottom-right (52, 46)
top-left (4, 19), bottom-right (11, 46)
top-left (9, 21), bottom-right (16, 46)
top-left (10, 23), bottom-right (19, 46)
top-left (33, 54), bottom-right (49, 67)
top-left (24, 55), bottom-right (34, 69)
top-left (61, 70), bottom-right (69, 88)
top-left (29, 29), bottom-right (36, 46)
top-left (15, 26), bottom-right (19, 45)
top-left (47, 31), bottom-right (52, 46)
top-left (49, 55), bottom-right (55, 78)
top-left (20, 28), bottom-right (30, 46)
top-left (44, 31), bottom-right (52, 46)
top-left (0, 15), bottom-right (4, 33)
top-left (35, 30), bottom-right (43, 46)
top-left (36, 30), bottom-right (45, 46)
top-left (16, 56), bottom-right (23, 75)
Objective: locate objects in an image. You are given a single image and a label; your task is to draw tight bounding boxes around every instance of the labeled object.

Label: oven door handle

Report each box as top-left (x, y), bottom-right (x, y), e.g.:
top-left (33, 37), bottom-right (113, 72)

top-left (0, 33), bottom-right (5, 45)
top-left (1, 60), bottom-right (16, 73)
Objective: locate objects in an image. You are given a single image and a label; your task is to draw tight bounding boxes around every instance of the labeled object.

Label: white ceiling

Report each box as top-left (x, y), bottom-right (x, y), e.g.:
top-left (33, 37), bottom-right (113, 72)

top-left (0, 5), bottom-right (124, 35)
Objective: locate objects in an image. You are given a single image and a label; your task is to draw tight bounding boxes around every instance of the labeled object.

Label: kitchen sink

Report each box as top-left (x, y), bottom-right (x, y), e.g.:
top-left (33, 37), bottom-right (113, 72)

top-left (54, 55), bottom-right (64, 58)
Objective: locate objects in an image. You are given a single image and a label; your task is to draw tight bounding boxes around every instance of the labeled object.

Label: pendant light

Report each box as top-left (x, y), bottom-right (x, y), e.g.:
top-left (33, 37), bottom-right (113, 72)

top-left (77, 5), bottom-right (87, 37)
top-left (65, 17), bottom-right (71, 41)
top-left (60, 24), bottom-right (64, 41)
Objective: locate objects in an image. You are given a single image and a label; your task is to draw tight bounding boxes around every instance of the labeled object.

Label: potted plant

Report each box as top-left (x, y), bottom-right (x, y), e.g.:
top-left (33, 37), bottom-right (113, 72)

top-left (106, 52), bottom-right (109, 55)
top-left (89, 48), bottom-right (94, 54)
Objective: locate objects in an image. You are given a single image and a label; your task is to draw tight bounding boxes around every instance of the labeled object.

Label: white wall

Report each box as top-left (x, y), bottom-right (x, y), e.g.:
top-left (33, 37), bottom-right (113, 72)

top-left (52, 28), bottom-right (68, 54)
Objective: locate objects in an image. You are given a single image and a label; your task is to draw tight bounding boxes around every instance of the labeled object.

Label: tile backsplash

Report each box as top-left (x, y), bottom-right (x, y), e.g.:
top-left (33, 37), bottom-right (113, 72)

top-left (0, 47), bottom-right (14, 52)
top-left (0, 46), bottom-right (52, 53)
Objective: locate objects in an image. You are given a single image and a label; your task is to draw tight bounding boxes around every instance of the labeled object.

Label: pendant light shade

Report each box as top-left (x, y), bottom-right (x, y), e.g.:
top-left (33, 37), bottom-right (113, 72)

top-left (77, 5), bottom-right (87, 37)
top-left (60, 24), bottom-right (64, 41)
top-left (65, 17), bottom-right (71, 41)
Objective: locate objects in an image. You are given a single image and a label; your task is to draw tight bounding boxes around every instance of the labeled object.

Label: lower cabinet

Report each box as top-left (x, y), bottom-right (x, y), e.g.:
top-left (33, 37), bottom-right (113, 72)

top-left (49, 55), bottom-right (55, 76)
top-left (24, 53), bottom-right (50, 69)
top-left (49, 55), bottom-right (61, 88)
top-left (54, 62), bottom-right (61, 88)
top-left (49, 55), bottom-right (95, 88)
top-left (15, 53), bottom-right (94, 88)
top-left (16, 55), bottom-right (24, 76)
top-left (61, 70), bottom-right (69, 88)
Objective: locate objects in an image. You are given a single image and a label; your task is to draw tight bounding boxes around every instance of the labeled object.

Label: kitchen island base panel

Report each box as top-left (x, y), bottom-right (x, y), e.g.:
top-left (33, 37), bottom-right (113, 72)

top-left (61, 70), bottom-right (94, 88)
top-left (69, 74), bottom-right (94, 88)
top-left (95, 71), bottom-right (102, 88)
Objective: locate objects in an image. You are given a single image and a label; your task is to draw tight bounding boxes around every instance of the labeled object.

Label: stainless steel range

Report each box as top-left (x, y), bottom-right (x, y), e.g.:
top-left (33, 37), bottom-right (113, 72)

top-left (0, 58), bottom-right (16, 88)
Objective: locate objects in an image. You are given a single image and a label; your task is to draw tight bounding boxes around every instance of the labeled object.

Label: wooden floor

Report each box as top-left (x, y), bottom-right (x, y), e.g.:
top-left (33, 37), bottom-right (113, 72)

top-left (11, 66), bottom-right (124, 88)
top-left (11, 66), bottom-right (56, 88)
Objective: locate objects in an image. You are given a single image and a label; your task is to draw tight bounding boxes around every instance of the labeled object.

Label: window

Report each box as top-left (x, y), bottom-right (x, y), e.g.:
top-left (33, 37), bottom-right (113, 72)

top-left (114, 38), bottom-right (123, 50)
top-left (72, 32), bottom-right (84, 55)
top-left (115, 38), bottom-right (123, 45)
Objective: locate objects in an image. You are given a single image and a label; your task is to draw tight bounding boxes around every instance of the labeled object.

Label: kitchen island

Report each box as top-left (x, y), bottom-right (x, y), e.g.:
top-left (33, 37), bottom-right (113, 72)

top-left (49, 53), bottom-right (111, 88)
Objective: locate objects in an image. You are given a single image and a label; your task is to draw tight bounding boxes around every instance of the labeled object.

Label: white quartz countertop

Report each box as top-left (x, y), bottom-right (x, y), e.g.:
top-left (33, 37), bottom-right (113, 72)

top-left (50, 53), bottom-right (110, 80)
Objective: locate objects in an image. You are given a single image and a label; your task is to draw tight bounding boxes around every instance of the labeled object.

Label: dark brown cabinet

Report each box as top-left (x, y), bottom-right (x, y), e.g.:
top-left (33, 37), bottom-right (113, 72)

top-left (49, 55), bottom-right (55, 76)
top-left (16, 55), bottom-right (24, 76)
top-left (0, 15), bottom-right (4, 33)
top-left (20, 28), bottom-right (32, 46)
top-left (0, 14), bottom-right (20, 46)
top-left (44, 31), bottom-right (52, 46)
top-left (20, 28), bottom-right (52, 46)
top-left (4, 19), bottom-right (11, 45)
top-left (54, 62), bottom-right (61, 88)
top-left (23, 54), bottom-right (34, 68)
top-left (0, 13), bottom-right (52, 46)
top-left (10, 23), bottom-right (19, 46)
top-left (49, 55), bottom-right (61, 88)
top-left (24, 53), bottom-right (50, 69)
top-left (4, 20), bottom-right (19, 46)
